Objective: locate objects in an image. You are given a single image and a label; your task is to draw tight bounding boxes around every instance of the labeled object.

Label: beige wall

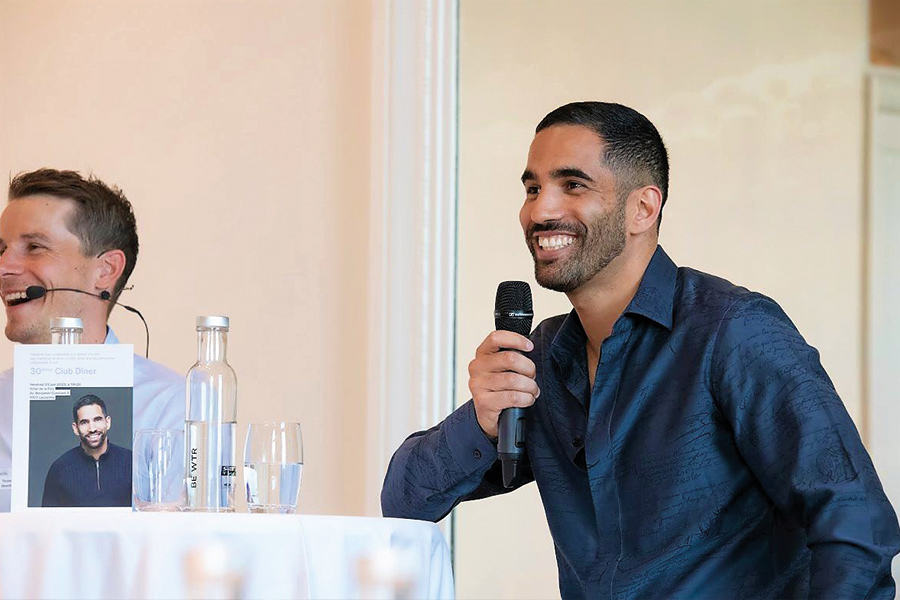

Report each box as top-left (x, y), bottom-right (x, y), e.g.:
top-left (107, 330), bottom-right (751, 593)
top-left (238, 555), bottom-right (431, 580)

top-left (456, 1), bottom-right (868, 597)
top-left (0, 0), bottom-right (373, 516)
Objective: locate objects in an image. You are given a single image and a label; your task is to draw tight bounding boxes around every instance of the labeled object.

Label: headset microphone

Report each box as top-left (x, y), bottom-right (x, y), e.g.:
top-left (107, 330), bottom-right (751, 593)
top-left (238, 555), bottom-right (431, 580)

top-left (23, 285), bottom-right (149, 358)
top-left (25, 286), bottom-right (110, 301)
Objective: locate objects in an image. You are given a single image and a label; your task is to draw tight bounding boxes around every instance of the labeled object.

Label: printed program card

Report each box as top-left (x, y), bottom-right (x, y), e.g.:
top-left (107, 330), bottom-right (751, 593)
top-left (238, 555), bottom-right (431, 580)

top-left (11, 344), bottom-right (133, 511)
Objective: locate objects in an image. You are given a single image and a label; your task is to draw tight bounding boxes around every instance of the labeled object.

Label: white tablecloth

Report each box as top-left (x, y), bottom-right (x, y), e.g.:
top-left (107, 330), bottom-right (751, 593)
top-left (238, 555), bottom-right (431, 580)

top-left (0, 513), bottom-right (454, 599)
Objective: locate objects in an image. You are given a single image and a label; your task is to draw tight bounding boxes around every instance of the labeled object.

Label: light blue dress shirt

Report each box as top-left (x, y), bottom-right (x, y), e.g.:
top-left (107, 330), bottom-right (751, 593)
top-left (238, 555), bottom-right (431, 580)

top-left (0, 328), bottom-right (184, 511)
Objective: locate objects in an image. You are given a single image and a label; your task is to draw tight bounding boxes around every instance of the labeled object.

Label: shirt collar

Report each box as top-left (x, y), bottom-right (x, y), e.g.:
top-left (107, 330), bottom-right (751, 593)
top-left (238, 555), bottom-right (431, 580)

top-left (547, 310), bottom-right (590, 409)
top-left (622, 245), bottom-right (677, 331)
top-left (78, 443), bottom-right (109, 461)
top-left (549, 245), bottom-right (677, 368)
top-left (104, 327), bottom-right (118, 345)
top-left (549, 310), bottom-right (587, 369)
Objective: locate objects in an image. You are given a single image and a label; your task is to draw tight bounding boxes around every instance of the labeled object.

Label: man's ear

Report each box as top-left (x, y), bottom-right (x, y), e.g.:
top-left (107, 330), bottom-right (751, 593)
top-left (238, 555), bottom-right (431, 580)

top-left (628, 185), bottom-right (663, 236)
top-left (71, 422), bottom-right (79, 437)
top-left (94, 250), bottom-right (126, 294)
top-left (105, 415), bottom-right (111, 431)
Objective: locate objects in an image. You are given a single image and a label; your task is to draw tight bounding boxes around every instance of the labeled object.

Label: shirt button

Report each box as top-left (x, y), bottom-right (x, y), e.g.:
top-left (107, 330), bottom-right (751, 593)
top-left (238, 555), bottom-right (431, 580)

top-left (572, 437), bottom-right (583, 448)
top-left (473, 449), bottom-right (482, 459)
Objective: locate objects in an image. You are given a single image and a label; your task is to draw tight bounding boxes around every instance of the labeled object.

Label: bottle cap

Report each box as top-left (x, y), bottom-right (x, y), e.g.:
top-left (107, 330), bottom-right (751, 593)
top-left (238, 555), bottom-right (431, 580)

top-left (49, 317), bottom-right (83, 331)
top-left (196, 315), bottom-right (230, 329)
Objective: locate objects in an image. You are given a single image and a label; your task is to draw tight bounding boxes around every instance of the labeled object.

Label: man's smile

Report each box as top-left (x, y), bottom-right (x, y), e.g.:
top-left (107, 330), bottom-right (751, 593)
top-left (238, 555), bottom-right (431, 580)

top-left (533, 232), bottom-right (578, 260)
top-left (537, 234), bottom-right (576, 251)
top-left (2, 290), bottom-right (39, 307)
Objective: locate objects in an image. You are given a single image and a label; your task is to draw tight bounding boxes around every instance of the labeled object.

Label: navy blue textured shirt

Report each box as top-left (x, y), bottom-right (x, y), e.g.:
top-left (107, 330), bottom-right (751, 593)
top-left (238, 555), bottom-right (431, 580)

top-left (382, 246), bottom-right (900, 599)
top-left (42, 441), bottom-right (132, 507)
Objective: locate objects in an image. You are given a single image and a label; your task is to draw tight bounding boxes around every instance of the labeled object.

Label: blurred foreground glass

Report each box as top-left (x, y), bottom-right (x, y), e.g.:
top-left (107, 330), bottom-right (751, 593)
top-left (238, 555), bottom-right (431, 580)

top-left (133, 429), bottom-right (186, 511)
top-left (243, 422), bottom-right (303, 514)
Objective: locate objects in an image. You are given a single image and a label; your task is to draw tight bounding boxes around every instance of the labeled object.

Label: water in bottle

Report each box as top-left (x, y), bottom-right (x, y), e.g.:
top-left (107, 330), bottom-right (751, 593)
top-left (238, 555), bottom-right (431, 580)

top-left (185, 316), bottom-right (238, 512)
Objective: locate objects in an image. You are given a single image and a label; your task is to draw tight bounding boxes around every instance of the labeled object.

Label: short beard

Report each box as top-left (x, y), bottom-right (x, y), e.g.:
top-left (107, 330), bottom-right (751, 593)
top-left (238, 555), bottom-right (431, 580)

top-left (6, 320), bottom-right (52, 345)
top-left (80, 431), bottom-right (107, 450)
top-left (527, 196), bottom-right (627, 293)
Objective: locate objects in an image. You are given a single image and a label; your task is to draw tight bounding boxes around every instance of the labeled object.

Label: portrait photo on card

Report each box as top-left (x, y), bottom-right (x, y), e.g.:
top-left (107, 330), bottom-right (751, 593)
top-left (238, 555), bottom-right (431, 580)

top-left (28, 386), bottom-right (133, 508)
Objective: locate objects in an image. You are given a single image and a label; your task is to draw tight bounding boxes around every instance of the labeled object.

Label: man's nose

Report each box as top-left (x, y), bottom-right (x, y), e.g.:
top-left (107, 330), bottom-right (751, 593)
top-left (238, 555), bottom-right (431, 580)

top-left (528, 189), bottom-right (566, 224)
top-left (0, 250), bottom-right (24, 277)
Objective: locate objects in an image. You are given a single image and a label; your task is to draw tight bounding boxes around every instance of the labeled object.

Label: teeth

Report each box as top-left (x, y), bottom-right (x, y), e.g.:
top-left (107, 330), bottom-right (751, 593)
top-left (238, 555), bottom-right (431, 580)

top-left (538, 235), bottom-right (575, 251)
top-left (3, 291), bottom-right (27, 305)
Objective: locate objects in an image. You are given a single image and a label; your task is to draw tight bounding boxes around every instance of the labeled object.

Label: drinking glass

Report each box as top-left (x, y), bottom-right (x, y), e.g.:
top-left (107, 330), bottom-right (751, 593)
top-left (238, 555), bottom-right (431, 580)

top-left (133, 428), bottom-right (185, 511)
top-left (243, 422), bottom-right (303, 514)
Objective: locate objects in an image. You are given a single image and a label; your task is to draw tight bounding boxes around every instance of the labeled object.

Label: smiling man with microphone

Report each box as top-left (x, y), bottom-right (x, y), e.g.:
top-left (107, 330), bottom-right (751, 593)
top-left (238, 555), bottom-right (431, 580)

top-left (382, 102), bottom-right (900, 598)
top-left (0, 168), bottom-right (184, 512)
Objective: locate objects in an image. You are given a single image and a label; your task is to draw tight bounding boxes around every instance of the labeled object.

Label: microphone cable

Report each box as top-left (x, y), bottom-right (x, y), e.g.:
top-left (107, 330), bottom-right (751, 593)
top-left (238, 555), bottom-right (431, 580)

top-left (24, 285), bottom-right (150, 358)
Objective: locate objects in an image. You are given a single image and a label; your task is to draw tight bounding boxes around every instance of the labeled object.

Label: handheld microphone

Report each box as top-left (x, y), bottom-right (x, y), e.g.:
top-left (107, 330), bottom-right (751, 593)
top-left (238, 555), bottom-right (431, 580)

top-left (494, 281), bottom-right (534, 488)
top-left (24, 285), bottom-right (150, 358)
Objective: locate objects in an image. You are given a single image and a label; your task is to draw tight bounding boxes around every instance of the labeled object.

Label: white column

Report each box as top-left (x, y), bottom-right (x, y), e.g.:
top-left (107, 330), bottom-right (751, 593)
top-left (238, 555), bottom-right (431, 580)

top-left (366, 0), bottom-right (458, 519)
top-left (865, 65), bottom-right (900, 587)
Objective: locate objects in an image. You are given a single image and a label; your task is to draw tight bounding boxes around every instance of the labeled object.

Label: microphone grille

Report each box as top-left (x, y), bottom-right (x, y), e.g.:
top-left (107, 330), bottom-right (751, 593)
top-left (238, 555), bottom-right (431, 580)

top-left (495, 281), bottom-right (533, 335)
top-left (495, 281), bottom-right (533, 312)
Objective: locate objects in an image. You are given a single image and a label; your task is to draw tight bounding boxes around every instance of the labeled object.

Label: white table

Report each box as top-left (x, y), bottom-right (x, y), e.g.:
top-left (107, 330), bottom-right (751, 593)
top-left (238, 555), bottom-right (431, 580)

top-left (0, 513), bottom-right (454, 599)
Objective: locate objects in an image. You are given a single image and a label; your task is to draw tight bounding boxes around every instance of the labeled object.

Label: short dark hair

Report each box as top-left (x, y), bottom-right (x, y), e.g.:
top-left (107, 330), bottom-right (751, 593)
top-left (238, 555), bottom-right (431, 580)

top-left (8, 168), bottom-right (139, 304)
top-left (536, 102), bottom-right (669, 227)
top-left (72, 394), bottom-right (107, 422)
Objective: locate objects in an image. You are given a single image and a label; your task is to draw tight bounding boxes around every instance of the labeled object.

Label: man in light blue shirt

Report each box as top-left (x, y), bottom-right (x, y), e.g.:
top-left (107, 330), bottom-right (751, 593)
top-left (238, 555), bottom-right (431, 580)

top-left (0, 169), bottom-right (184, 511)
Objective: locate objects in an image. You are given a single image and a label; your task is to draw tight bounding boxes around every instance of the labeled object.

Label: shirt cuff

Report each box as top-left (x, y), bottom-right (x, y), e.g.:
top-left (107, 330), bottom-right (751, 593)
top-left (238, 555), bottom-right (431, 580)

top-left (443, 400), bottom-right (499, 475)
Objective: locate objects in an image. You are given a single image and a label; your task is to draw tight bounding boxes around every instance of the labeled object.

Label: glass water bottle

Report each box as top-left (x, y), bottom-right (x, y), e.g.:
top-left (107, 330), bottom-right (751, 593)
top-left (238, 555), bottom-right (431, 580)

top-left (185, 316), bottom-right (238, 512)
top-left (50, 317), bottom-right (83, 344)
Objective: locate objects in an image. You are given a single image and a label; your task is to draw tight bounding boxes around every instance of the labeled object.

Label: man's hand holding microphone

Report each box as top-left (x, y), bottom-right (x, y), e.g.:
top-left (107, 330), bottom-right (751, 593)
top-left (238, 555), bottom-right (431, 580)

top-left (468, 281), bottom-right (539, 487)
top-left (468, 330), bottom-right (540, 439)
